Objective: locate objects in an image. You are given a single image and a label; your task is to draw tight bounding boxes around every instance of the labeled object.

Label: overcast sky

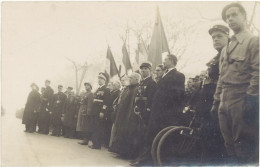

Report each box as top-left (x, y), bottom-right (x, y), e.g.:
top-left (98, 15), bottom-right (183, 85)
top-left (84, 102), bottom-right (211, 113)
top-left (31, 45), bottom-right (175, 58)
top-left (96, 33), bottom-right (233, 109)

top-left (2, 1), bottom-right (260, 113)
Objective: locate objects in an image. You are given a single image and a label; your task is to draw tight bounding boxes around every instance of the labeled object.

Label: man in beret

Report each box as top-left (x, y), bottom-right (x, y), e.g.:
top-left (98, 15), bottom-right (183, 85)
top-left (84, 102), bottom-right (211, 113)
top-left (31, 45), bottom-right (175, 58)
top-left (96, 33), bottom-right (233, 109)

top-left (22, 83), bottom-right (41, 133)
top-left (38, 80), bottom-right (54, 134)
top-left (211, 3), bottom-right (259, 164)
top-left (89, 72), bottom-right (110, 149)
top-left (51, 85), bottom-right (67, 136)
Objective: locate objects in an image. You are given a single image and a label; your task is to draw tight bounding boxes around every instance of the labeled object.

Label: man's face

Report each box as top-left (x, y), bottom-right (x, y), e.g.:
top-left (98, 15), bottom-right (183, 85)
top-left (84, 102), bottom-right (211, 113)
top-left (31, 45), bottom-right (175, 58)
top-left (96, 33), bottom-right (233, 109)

top-left (85, 85), bottom-right (91, 91)
top-left (45, 82), bottom-right (50, 87)
top-left (98, 77), bottom-right (105, 86)
top-left (163, 56), bottom-right (173, 69)
top-left (155, 67), bottom-right (164, 78)
top-left (141, 67), bottom-right (151, 78)
top-left (211, 31), bottom-right (229, 51)
top-left (225, 7), bottom-right (246, 32)
top-left (67, 89), bottom-right (72, 94)
top-left (129, 75), bottom-right (138, 85)
top-left (58, 87), bottom-right (63, 92)
top-left (107, 82), bottom-right (113, 91)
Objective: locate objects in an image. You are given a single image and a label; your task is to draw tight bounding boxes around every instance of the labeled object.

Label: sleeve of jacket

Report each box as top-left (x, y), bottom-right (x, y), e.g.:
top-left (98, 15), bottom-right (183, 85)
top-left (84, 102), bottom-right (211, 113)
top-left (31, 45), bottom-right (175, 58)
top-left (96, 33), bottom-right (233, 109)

top-left (147, 81), bottom-right (157, 109)
top-left (86, 93), bottom-right (94, 114)
top-left (213, 49), bottom-right (225, 103)
top-left (247, 36), bottom-right (259, 96)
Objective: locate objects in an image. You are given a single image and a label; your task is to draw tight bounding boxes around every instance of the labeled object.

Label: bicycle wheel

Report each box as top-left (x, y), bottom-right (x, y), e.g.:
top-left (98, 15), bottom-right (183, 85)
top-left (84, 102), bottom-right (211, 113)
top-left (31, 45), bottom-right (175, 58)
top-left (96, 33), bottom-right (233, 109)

top-left (157, 126), bottom-right (205, 166)
top-left (151, 126), bottom-right (178, 165)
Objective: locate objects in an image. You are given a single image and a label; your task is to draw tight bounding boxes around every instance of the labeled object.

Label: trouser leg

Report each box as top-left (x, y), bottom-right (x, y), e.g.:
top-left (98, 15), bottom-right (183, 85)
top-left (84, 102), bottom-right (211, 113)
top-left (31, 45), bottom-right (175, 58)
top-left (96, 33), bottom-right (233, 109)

top-left (219, 86), bottom-right (259, 163)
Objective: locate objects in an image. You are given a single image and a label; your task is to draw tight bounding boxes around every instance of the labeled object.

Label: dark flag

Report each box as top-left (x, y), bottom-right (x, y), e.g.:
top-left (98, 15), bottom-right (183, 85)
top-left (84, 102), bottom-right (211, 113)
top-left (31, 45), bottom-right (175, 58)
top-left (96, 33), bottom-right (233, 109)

top-left (148, 6), bottom-right (170, 70)
top-left (122, 43), bottom-right (132, 74)
top-left (106, 46), bottom-right (119, 78)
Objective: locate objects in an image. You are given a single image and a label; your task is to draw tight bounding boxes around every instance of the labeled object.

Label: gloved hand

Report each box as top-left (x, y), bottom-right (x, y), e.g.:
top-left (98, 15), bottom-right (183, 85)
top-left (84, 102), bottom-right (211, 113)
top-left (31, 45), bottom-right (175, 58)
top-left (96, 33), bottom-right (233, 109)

top-left (244, 95), bottom-right (259, 125)
top-left (210, 101), bottom-right (220, 121)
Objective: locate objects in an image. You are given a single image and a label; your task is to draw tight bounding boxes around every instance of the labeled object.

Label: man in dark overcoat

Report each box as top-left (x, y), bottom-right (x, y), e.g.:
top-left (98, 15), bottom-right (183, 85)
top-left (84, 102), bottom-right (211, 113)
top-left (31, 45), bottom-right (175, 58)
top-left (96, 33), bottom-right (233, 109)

top-left (22, 83), bottom-right (41, 133)
top-left (131, 54), bottom-right (185, 166)
top-left (51, 85), bottom-right (67, 136)
top-left (38, 80), bottom-right (54, 135)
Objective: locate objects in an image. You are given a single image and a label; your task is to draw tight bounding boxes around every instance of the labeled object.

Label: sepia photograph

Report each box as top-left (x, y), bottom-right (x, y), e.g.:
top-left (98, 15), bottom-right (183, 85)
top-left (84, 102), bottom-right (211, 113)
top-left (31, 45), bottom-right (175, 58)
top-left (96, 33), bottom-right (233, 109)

top-left (1, 1), bottom-right (260, 166)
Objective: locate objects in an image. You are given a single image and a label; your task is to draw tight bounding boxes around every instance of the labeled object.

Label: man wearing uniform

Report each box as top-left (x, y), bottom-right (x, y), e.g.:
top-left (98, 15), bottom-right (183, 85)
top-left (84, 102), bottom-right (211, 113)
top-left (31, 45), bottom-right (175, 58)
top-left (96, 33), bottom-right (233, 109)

top-left (51, 85), bottom-right (67, 136)
top-left (89, 72), bottom-right (110, 149)
top-left (131, 54), bottom-right (185, 166)
top-left (197, 25), bottom-right (229, 161)
top-left (211, 3), bottom-right (259, 164)
top-left (38, 80), bottom-right (54, 134)
top-left (134, 62), bottom-right (157, 127)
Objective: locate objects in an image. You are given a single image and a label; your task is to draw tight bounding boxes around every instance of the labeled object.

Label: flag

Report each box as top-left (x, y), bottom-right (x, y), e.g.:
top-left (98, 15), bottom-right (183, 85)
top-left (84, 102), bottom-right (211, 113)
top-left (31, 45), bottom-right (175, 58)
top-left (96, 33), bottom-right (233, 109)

top-left (105, 46), bottom-right (119, 79)
top-left (133, 38), bottom-right (149, 71)
top-left (122, 43), bottom-right (132, 74)
top-left (148, 6), bottom-right (170, 70)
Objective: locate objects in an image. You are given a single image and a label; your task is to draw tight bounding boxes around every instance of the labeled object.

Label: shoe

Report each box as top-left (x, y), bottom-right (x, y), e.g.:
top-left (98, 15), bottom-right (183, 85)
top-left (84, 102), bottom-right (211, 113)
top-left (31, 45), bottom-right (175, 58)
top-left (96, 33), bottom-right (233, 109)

top-left (24, 130), bottom-right (29, 132)
top-left (51, 134), bottom-right (56, 136)
top-left (88, 145), bottom-right (101, 150)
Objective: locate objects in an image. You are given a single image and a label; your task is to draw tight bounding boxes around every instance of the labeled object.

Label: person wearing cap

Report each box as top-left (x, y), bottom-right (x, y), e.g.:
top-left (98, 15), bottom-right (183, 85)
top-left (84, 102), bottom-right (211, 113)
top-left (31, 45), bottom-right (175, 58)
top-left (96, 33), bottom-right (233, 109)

top-left (38, 80), bottom-right (54, 134)
top-left (195, 25), bottom-right (230, 161)
top-left (211, 3), bottom-right (259, 163)
top-left (77, 83), bottom-right (94, 145)
top-left (63, 86), bottom-right (80, 138)
top-left (89, 72), bottom-right (110, 149)
top-left (50, 85), bottom-right (67, 137)
top-left (131, 54), bottom-right (185, 166)
top-left (22, 83), bottom-right (41, 133)
top-left (134, 62), bottom-right (157, 128)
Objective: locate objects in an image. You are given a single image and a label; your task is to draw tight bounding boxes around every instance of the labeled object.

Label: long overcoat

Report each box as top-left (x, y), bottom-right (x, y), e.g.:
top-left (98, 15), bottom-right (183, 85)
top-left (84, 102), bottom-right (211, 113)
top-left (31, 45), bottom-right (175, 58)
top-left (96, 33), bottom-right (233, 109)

top-left (51, 92), bottom-right (67, 126)
top-left (22, 90), bottom-right (41, 125)
top-left (110, 84), bottom-right (142, 157)
top-left (76, 91), bottom-right (94, 132)
top-left (63, 95), bottom-right (80, 128)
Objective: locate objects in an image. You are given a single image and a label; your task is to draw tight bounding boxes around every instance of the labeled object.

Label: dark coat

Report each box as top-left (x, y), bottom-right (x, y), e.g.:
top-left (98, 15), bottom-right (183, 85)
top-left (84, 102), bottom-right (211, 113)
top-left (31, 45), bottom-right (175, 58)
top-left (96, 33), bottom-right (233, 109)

top-left (63, 95), bottom-right (80, 128)
top-left (51, 92), bottom-right (67, 126)
top-left (111, 84), bottom-right (142, 156)
top-left (146, 69), bottom-right (185, 144)
top-left (38, 86), bottom-right (54, 123)
top-left (136, 76), bottom-right (157, 125)
top-left (22, 90), bottom-right (41, 125)
top-left (76, 91), bottom-right (94, 132)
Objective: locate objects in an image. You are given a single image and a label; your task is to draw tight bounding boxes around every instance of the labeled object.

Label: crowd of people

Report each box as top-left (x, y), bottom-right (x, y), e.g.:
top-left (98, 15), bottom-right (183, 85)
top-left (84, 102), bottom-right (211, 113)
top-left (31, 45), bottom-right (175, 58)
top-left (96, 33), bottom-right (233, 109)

top-left (22, 2), bottom-right (259, 166)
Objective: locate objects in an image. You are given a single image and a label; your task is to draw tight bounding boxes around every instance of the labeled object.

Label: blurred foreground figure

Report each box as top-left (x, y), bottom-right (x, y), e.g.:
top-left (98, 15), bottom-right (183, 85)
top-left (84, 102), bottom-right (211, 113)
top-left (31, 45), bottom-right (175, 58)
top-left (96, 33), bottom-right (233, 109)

top-left (131, 54), bottom-right (185, 166)
top-left (110, 72), bottom-right (141, 159)
top-left (51, 85), bottom-right (67, 136)
top-left (77, 83), bottom-right (94, 145)
top-left (38, 80), bottom-right (54, 134)
top-left (22, 83), bottom-right (41, 133)
top-left (211, 3), bottom-right (259, 164)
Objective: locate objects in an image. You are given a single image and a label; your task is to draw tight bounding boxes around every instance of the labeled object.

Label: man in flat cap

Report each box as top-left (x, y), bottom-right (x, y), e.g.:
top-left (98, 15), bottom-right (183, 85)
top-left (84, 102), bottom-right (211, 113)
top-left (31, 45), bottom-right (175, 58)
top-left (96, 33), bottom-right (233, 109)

top-left (135, 61), bottom-right (157, 130)
top-left (196, 25), bottom-right (230, 161)
top-left (89, 72), bottom-right (110, 149)
top-left (22, 83), bottom-right (41, 133)
top-left (211, 3), bottom-right (259, 164)
top-left (38, 80), bottom-right (54, 134)
top-left (51, 85), bottom-right (67, 136)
